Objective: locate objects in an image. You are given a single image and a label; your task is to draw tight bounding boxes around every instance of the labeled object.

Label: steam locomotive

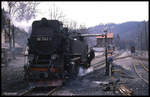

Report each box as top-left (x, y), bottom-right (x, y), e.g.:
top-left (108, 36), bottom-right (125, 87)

top-left (24, 18), bottom-right (91, 86)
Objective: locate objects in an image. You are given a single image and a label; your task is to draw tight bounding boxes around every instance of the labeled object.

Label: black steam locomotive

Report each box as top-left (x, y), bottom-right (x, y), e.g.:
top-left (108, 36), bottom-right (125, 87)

top-left (24, 18), bottom-right (91, 86)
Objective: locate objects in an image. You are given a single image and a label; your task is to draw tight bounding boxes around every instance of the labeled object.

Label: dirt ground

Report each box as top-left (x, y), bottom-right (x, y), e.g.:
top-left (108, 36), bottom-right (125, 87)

top-left (1, 50), bottom-right (149, 96)
top-left (52, 51), bottom-right (149, 96)
top-left (113, 57), bottom-right (149, 96)
top-left (1, 55), bottom-right (29, 93)
top-left (52, 57), bottom-right (149, 96)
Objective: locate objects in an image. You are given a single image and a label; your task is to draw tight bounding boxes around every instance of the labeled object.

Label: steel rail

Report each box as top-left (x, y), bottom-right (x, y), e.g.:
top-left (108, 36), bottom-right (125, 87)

top-left (133, 56), bottom-right (149, 72)
top-left (92, 51), bottom-right (124, 69)
top-left (132, 60), bottom-right (148, 84)
top-left (47, 87), bottom-right (60, 96)
top-left (18, 87), bottom-right (60, 96)
top-left (18, 86), bottom-right (36, 96)
top-left (139, 61), bottom-right (149, 72)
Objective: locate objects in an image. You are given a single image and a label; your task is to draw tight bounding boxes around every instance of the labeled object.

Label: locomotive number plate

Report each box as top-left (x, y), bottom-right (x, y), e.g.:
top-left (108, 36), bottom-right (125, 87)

top-left (36, 36), bottom-right (51, 41)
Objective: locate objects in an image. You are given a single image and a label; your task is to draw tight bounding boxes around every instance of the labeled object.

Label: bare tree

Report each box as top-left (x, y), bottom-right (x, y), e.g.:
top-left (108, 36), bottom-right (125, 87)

top-left (5, 1), bottom-right (39, 22)
top-left (48, 3), bottom-right (65, 22)
top-left (67, 20), bottom-right (78, 30)
top-left (79, 24), bottom-right (86, 30)
top-left (3, 1), bottom-right (39, 59)
top-left (16, 2), bottom-right (39, 21)
top-left (48, 3), bottom-right (81, 31)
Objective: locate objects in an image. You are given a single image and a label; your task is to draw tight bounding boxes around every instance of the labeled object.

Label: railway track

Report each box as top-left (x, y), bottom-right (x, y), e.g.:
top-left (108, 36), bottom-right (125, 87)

top-left (91, 51), bottom-right (135, 96)
top-left (3, 85), bottom-right (60, 96)
top-left (132, 59), bottom-right (149, 84)
top-left (3, 51), bottom-right (132, 96)
top-left (113, 51), bottom-right (148, 84)
top-left (92, 51), bottom-right (128, 69)
top-left (127, 50), bottom-right (148, 61)
top-left (19, 86), bottom-right (60, 96)
top-left (138, 60), bottom-right (149, 72)
top-left (132, 56), bottom-right (148, 61)
top-left (130, 53), bottom-right (149, 84)
top-left (95, 52), bottom-right (104, 58)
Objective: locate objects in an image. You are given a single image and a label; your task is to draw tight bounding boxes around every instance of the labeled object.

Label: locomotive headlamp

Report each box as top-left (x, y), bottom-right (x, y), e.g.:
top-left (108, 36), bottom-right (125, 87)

top-left (51, 54), bottom-right (58, 60)
top-left (74, 38), bottom-right (77, 40)
top-left (70, 61), bottom-right (75, 65)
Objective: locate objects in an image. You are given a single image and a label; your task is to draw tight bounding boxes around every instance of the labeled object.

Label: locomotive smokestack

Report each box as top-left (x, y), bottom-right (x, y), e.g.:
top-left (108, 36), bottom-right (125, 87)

top-left (41, 18), bottom-right (48, 25)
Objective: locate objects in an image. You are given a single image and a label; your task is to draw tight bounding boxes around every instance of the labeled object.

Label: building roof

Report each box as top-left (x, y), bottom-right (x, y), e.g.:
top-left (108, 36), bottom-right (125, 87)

top-left (96, 33), bottom-right (113, 38)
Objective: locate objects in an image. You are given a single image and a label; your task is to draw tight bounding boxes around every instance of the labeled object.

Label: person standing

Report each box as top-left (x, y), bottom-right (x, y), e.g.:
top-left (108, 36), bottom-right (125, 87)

top-left (131, 46), bottom-right (135, 56)
top-left (87, 47), bottom-right (95, 67)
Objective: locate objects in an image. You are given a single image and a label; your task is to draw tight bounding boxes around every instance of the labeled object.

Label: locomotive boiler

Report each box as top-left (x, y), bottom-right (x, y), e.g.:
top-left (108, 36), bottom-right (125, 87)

top-left (24, 18), bottom-right (90, 86)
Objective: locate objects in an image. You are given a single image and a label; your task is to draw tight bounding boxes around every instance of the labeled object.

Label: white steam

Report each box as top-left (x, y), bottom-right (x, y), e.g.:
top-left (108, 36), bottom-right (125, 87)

top-left (78, 67), bottom-right (94, 76)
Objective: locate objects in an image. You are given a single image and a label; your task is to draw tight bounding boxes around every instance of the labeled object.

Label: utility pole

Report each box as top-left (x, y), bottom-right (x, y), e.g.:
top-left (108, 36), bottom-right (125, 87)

top-left (138, 31), bottom-right (140, 50)
top-left (144, 21), bottom-right (148, 50)
top-left (8, 19), bottom-right (12, 52)
top-left (136, 25), bottom-right (141, 52)
top-left (140, 30), bottom-right (142, 52)
top-left (12, 25), bottom-right (16, 59)
top-left (104, 28), bottom-right (108, 75)
top-left (135, 30), bottom-right (138, 50)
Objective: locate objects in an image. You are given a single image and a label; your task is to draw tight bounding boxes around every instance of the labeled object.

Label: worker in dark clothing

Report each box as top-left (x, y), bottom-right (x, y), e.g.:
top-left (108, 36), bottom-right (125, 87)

top-left (87, 48), bottom-right (95, 68)
top-left (131, 46), bottom-right (135, 56)
top-left (107, 53), bottom-right (113, 76)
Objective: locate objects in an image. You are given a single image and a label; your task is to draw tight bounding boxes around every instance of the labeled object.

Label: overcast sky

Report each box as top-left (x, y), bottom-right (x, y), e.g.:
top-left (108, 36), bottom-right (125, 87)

top-left (36, 2), bottom-right (148, 27)
top-left (2, 1), bottom-right (148, 31)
